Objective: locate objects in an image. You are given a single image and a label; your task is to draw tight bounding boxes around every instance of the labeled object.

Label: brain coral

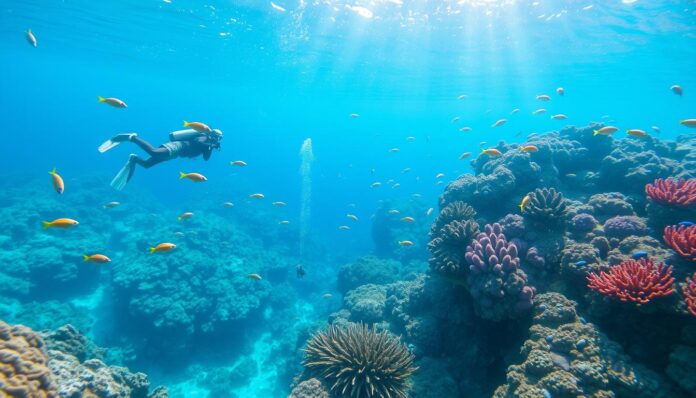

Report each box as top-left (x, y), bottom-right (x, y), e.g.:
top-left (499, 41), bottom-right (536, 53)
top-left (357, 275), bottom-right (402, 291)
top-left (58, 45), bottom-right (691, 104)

top-left (289, 378), bottom-right (330, 398)
top-left (0, 320), bottom-right (58, 398)
top-left (604, 216), bottom-right (648, 240)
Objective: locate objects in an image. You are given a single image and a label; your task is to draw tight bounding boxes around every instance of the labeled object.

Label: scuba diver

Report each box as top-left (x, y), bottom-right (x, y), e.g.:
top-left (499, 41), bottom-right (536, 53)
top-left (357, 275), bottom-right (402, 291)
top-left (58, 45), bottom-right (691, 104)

top-left (296, 264), bottom-right (306, 279)
top-left (98, 127), bottom-right (222, 190)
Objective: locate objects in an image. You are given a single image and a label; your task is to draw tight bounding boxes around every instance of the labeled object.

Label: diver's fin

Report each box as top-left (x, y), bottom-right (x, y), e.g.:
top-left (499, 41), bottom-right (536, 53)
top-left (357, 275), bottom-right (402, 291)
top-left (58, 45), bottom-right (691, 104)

top-left (99, 139), bottom-right (120, 153)
top-left (98, 133), bottom-right (136, 153)
top-left (110, 155), bottom-right (135, 191)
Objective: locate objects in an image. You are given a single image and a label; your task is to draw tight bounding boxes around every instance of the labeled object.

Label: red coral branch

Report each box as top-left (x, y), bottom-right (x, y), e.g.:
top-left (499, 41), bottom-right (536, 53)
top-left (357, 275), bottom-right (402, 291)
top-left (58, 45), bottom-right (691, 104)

top-left (587, 258), bottom-right (675, 304)
top-left (645, 178), bottom-right (696, 206)
top-left (684, 273), bottom-right (696, 317)
top-left (663, 225), bottom-right (696, 262)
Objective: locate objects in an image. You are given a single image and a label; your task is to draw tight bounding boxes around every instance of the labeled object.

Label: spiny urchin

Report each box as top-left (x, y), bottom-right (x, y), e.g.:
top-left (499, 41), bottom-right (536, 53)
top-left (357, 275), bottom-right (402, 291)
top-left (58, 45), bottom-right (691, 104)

top-left (303, 323), bottom-right (416, 398)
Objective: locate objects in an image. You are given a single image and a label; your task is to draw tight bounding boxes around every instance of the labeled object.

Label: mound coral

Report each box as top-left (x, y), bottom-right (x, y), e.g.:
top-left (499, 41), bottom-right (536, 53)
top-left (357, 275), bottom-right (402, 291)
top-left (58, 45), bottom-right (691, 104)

top-left (586, 258), bottom-right (675, 304)
top-left (337, 256), bottom-right (400, 294)
top-left (683, 272), bottom-right (696, 317)
top-left (522, 187), bottom-right (567, 228)
top-left (464, 223), bottom-right (535, 320)
top-left (0, 320), bottom-right (58, 397)
top-left (663, 224), bottom-right (696, 261)
top-left (603, 215), bottom-right (648, 240)
top-left (645, 178), bottom-right (696, 206)
top-left (493, 293), bottom-right (675, 398)
top-left (303, 323), bottom-right (416, 398)
top-left (568, 213), bottom-right (598, 234)
top-left (289, 378), bottom-right (329, 398)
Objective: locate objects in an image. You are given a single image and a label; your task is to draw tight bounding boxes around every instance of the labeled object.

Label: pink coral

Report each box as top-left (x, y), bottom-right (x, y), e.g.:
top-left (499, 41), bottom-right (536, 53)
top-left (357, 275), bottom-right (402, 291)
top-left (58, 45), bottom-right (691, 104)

top-left (587, 258), bottom-right (675, 304)
top-left (645, 178), bottom-right (696, 206)
top-left (663, 225), bottom-right (696, 262)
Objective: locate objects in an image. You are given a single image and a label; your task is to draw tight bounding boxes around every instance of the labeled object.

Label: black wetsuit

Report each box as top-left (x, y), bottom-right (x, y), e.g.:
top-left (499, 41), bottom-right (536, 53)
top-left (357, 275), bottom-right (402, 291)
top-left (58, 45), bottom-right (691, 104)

top-left (131, 135), bottom-right (214, 169)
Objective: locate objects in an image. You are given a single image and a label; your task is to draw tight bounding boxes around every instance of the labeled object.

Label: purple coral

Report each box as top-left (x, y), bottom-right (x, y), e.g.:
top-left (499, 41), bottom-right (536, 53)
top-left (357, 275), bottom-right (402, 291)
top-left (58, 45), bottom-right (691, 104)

top-left (569, 213), bottom-right (598, 234)
top-left (498, 213), bottom-right (525, 238)
top-left (464, 223), bottom-right (535, 320)
top-left (604, 216), bottom-right (648, 240)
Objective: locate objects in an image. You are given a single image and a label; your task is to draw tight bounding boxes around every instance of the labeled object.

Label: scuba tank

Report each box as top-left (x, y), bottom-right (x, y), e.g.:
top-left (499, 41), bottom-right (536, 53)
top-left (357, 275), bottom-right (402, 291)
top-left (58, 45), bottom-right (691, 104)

top-left (169, 129), bottom-right (205, 142)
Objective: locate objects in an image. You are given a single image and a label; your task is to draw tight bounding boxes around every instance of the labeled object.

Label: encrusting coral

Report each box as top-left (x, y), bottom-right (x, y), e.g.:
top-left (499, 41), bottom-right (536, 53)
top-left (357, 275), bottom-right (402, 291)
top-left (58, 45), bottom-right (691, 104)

top-left (0, 320), bottom-right (58, 398)
top-left (302, 323), bottom-right (416, 398)
top-left (493, 293), bottom-right (676, 398)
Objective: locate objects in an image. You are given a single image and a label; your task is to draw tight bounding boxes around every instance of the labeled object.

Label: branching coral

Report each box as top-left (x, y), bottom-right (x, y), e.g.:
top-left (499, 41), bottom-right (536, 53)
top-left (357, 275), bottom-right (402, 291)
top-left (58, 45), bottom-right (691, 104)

top-left (303, 323), bottom-right (416, 398)
top-left (0, 320), bottom-right (58, 398)
top-left (464, 223), bottom-right (535, 320)
top-left (586, 258), bottom-right (675, 304)
top-left (645, 178), bottom-right (696, 206)
top-left (522, 187), bottom-right (567, 228)
top-left (683, 272), bottom-right (696, 317)
top-left (663, 224), bottom-right (696, 261)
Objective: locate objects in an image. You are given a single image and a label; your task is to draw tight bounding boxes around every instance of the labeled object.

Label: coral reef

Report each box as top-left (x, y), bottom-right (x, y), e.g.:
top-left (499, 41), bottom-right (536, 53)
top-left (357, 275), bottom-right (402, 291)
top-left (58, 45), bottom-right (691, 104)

top-left (587, 258), bottom-right (675, 304)
top-left (493, 293), bottom-right (675, 398)
top-left (428, 218), bottom-right (479, 279)
top-left (289, 378), bottom-right (329, 398)
top-left (336, 256), bottom-right (400, 295)
top-left (464, 223), bottom-right (535, 320)
top-left (645, 178), bottom-right (696, 206)
top-left (302, 323), bottom-right (416, 398)
top-left (568, 213), bottom-right (598, 234)
top-left (604, 215), bottom-right (648, 240)
top-left (663, 225), bottom-right (696, 262)
top-left (587, 192), bottom-right (636, 222)
top-left (522, 187), bottom-right (568, 229)
top-left (683, 272), bottom-right (696, 317)
top-left (0, 320), bottom-right (58, 397)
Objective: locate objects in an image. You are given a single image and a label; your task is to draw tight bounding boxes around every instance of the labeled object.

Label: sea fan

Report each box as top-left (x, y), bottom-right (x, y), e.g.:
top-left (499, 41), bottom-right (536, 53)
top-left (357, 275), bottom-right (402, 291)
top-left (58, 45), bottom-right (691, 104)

top-left (303, 323), bottom-right (416, 398)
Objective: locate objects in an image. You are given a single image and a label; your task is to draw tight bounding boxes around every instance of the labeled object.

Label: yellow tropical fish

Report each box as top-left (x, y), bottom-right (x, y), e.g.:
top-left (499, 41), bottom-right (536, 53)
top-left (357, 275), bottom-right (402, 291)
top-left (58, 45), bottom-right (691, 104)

top-left (322, 293), bottom-right (333, 299)
top-left (150, 242), bottom-right (176, 254)
top-left (482, 148), bottom-right (503, 157)
top-left (627, 129), bottom-right (648, 138)
top-left (83, 254), bottom-right (111, 264)
top-left (178, 212), bottom-right (193, 221)
top-left (42, 218), bottom-right (79, 229)
top-left (49, 167), bottom-right (64, 194)
top-left (398, 240), bottom-right (414, 246)
top-left (179, 172), bottom-right (207, 182)
top-left (519, 195), bottom-right (530, 212)
top-left (593, 126), bottom-right (618, 136)
top-left (401, 216), bottom-right (415, 223)
top-left (249, 193), bottom-right (265, 199)
top-left (230, 160), bottom-right (247, 166)
top-left (536, 94), bottom-right (551, 101)
top-left (346, 214), bottom-right (359, 221)
top-left (338, 225), bottom-right (351, 230)
top-left (278, 220), bottom-right (290, 225)
top-left (26, 29), bottom-right (37, 47)
top-left (371, 182), bottom-right (382, 188)
top-left (459, 152), bottom-right (472, 160)
top-left (272, 201), bottom-right (286, 206)
top-left (491, 119), bottom-right (507, 128)
top-left (104, 201), bottom-right (120, 209)
top-left (183, 121), bottom-right (212, 133)
top-left (520, 145), bottom-right (538, 153)
top-left (248, 273), bottom-right (262, 280)
top-left (679, 119), bottom-right (696, 128)
top-left (222, 202), bottom-right (234, 207)
top-left (98, 96), bottom-right (127, 108)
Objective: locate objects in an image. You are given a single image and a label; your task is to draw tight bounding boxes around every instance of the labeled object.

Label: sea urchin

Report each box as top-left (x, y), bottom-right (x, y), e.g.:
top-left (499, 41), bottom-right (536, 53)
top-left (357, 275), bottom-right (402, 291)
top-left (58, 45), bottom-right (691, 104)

top-left (303, 323), bottom-right (416, 398)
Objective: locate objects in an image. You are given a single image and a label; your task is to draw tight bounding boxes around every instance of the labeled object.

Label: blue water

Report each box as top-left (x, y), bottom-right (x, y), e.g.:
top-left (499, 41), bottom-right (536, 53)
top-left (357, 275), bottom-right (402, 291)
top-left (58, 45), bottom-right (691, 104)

top-left (1, 0), bottom-right (695, 397)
